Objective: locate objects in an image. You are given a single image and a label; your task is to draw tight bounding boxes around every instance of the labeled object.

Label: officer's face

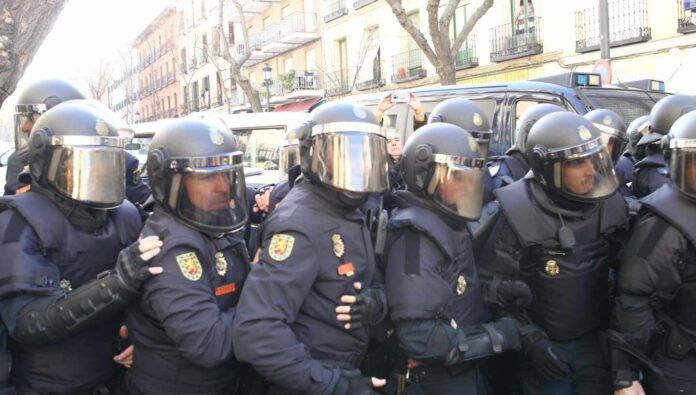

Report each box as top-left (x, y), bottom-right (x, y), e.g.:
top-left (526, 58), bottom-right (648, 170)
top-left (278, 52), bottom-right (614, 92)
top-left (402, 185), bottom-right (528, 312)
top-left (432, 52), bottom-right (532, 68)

top-left (183, 172), bottom-right (231, 211)
top-left (687, 154), bottom-right (696, 191)
top-left (438, 169), bottom-right (474, 204)
top-left (561, 157), bottom-right (597, 195)
top-left (21, 115), bottom-right (35, 134)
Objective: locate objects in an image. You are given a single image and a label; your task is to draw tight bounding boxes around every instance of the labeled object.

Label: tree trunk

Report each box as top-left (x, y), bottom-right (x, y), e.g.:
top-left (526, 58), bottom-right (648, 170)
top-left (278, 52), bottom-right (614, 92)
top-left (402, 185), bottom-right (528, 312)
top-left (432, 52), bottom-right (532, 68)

top-left (0, 0), bottom-right (68, 106)
top-left (236, 75), bottom-right (262, 112)
top-left (438, 58), bottom-right (457, 85)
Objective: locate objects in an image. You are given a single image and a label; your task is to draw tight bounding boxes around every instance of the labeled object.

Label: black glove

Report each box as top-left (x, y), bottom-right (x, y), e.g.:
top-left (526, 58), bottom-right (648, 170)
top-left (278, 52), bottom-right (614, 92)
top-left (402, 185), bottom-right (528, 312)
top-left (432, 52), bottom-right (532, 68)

top-left (523, 332), bottom-right (572, 381)
top-left (115, 242), bottom-right (152, 294)
top-left (346, 288), bottom-right (380, 330)
top-left (331, 369), bottom-right (379, 395)
top-left (489, 317), bottom-right (522, 352)
top-left (481, 277), bottom-right (533, 308)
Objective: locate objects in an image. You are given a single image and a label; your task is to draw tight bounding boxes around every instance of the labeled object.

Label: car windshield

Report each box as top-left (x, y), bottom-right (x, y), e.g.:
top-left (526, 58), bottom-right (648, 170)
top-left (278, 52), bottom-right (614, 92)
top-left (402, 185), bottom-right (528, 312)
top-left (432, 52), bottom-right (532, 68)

top-left (234, 127), bottom-right (286, 171)
top-left (580, 88), bottom-right (669, 123)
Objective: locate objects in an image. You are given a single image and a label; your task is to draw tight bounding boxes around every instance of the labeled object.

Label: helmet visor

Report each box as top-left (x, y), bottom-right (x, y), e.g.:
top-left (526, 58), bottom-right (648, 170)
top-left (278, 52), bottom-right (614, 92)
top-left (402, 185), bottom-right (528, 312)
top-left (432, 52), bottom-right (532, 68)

top-left (427, 154), bottom-right (485, 220)
top-left (173, 155), bottom-right (248, 233)
top-left (310, 132), bottom-right (390, 193)
top-left (670, 145), bottom-right (696, 200)
top-left (14, 113), bottom-right (37, 151)
top-left (599, 133), bottom-right (626, 163)
top-left (279, 141), bottom-right (300, 181)
top-left (47, 145), bottom-right (126, 208)
top-left (554, 145), bottom-right (619, 201)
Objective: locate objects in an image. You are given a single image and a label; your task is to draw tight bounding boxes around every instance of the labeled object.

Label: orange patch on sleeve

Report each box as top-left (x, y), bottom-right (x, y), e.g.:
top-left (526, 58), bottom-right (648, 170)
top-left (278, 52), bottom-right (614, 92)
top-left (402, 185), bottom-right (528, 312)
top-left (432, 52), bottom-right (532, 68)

top-left (215, 282), bottom-right (236, 296)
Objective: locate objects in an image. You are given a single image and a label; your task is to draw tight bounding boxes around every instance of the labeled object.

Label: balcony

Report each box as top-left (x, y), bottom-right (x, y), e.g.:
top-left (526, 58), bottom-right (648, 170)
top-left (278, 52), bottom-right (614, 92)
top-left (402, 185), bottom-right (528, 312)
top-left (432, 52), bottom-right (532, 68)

top-left (325, 69), bottom-right (353, 97)
top-left (281, 13), bottom-right (319, 45)
top-left (575, 0), bottom-right (650, 53)
top-left (356, 61), bottom-right (385, 91)
top-left (353, 0), bottom-right (378, 10)
top-left (489, 17), bottom-right (542, 62)
top-left (455, 35), bottom-right (478, 70)
top-left (240, 0), bottom-right (278, 14)
top-left (391, 49), bottom-right (427, 84)
top-left (324, 0), bottom-right (348, 23)
top-left (678, 0), bottom-right (696, 33)
top-left (260, 24), bottom-right (295, 53)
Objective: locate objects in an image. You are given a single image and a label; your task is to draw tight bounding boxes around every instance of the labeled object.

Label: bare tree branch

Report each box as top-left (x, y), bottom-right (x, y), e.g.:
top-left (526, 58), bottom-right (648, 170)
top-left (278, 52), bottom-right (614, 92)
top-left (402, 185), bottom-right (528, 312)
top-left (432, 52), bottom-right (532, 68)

top-left (87, 60), bottom-right (111, 100)
top-left (383, 0), bottom-right (438, 67)
top-left (451, 0), bottom-right (494, 54)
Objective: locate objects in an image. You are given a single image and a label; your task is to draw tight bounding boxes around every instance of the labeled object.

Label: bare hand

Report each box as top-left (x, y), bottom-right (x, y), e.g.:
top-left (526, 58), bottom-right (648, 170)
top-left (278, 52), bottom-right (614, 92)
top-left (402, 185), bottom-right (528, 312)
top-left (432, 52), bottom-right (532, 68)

top-left (114, 325), bottom-right (134, 368)
top-left (408, 92), bottom-right (423, 113)
top-left (336, 282), bottom-right (361, 328)
top-left (372, 377), bottom-right (386, 388)
top-left (138, 236), bottom-right (163, 275)
top-left (377, 94), bottom-right (394, 114)
top-left (614, 381), bottom-right (645, 395)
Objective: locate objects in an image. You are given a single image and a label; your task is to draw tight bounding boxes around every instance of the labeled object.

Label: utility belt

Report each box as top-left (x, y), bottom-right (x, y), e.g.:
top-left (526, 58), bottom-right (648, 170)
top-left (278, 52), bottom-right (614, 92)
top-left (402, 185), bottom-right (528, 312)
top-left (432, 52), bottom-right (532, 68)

top-left (406, 360), bottom-right (481, 385)
top-left (315, 352), bottom-right (364, 370)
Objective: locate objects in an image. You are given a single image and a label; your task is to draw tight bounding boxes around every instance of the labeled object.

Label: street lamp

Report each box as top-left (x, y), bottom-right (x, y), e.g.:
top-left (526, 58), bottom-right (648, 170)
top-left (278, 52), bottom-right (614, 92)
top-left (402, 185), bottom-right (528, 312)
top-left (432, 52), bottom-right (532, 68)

top-left (263, 63), bottom-right (272, 112)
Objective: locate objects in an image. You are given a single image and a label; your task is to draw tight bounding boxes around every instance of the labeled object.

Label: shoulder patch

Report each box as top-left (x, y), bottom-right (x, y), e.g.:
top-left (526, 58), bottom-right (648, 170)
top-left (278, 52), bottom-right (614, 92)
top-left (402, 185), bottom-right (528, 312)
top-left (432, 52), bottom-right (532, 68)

top-left (176, 252), bottom-right (203, 281)
top-left (268, 234), bottom-right (295, 261)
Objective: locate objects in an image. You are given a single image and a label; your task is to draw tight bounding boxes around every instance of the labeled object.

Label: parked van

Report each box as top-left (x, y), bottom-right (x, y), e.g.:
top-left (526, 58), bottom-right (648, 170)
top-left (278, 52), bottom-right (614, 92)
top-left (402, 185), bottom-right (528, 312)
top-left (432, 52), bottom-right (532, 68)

top-left (348, 72), bottom-right (670, 157)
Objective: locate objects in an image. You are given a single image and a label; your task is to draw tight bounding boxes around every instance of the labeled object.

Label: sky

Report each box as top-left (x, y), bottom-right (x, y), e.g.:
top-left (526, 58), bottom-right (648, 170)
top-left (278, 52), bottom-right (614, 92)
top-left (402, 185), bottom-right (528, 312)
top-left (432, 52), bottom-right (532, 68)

top-left (0, 0), bottom-right (174, 139)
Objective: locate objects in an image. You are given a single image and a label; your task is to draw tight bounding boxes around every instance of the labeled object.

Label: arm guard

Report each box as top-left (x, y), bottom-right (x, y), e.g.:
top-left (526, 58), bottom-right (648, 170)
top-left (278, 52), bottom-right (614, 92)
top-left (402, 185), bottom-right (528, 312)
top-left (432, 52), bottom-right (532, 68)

top-left (13, 269), bottom-right (140, 345)
top-left (445, 318), bottom-right (521, 366)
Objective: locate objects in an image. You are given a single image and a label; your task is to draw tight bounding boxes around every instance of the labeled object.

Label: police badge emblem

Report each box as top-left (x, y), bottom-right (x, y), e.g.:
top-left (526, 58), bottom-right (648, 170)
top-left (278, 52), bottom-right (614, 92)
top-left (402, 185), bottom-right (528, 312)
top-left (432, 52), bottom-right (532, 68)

top-left (545, 259), bottom-right (560, 276)
top-left (268, 234), bottom-right (295, 261)
top-left (215, 251), bottom-right (228, 276)
top-left (95, 119), bottom-right (109, 136)
top-left (578, 126), bottom-right (593, 141)
top-left (473, 113), bottom-right (483, 127)
top-left (209, 128), bottom-right (224, 145)
top-left (456, 275), bottom-right (467, 295)
top-left (332, 234), bottom-right (345, 259)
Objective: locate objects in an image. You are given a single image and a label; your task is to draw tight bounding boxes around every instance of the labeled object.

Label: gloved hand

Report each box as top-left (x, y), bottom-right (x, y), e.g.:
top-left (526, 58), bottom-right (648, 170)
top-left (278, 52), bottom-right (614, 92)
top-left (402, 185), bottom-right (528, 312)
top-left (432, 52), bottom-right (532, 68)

top-left (115, 236), bottom-right (162, 293)
top-left (523, 333), bottom-right (572, 381)
top-left (336, 283), bottom-right (382, 330)
top-left (331, 369), bottom-right (382, 395)
top-left (489, 317), bottom-right (522, 353)
top-left (481, 277), bottom-right (533, 308)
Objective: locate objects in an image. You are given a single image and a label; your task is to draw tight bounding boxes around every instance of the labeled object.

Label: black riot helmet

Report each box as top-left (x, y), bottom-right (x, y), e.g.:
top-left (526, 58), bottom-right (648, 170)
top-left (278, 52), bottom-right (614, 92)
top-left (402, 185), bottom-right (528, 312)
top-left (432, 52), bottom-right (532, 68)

top-left (27, 100), bottom-right (128, 209)
top-left (526, 112), bottom-right (619, 202)
top-left (625, 115), bottom-right (650, 159)
top-left (509, 103), bottom-right (565, 157)
top-left (640, 95), bottom-right (696, 149)
top-left (428, 98), bottom-right (492, 158)
top-left (14, 79), bottom-right (87, 151)
top-left (662, 110), bottom-right (696, 201)
top-left (289, 101), bottom-right (390, 195)
top-left (402, 122), bottom-right (486, 221)
top-left (147, 118), bottom-right (248, 234)
top-left (584, 109), bottom-right (627, 163)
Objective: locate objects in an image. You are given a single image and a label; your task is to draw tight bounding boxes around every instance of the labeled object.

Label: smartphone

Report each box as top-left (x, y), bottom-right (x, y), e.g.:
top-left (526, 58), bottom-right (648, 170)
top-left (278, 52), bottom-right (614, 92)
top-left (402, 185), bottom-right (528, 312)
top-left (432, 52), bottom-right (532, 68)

top-left (391, 90), bottom-right (409, 104)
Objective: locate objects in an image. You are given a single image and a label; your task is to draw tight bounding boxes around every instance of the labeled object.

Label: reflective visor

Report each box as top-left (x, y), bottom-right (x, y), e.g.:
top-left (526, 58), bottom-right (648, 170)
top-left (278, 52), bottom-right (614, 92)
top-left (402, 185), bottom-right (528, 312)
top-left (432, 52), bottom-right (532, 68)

top-left (47, 146), bottom-right (126, 208)
top-left (279, 141), bottom-right (300, 180)
top-left (553, 145), bottom-right (619, 201)
top-left (599, 133), bottom-right (626, 163)
top-left (174, 167), bottom-right (248, 233)
top-left (426, 154), bottom-right (485, 220)
top-left (310, 132), bottom-right (390, 193)
top-left (670, 146), bottom-right (696, 200)
top-left (13, 113), bottom-right (36, 150)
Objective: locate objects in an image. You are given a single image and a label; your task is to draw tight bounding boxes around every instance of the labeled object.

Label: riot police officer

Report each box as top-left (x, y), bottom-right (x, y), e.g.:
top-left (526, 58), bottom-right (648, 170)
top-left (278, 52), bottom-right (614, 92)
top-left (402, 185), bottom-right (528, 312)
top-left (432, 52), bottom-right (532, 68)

top-left (489, 103), bottom-right (565, 191)
top-left (615, 115), bottom-right (649, 197)
top-left (0, 100), bottom-right (161, 393)
top-left (232, 101), bottom-right (389, 395)
top-left (634, 94), bottom-right (696, 198)
top-left (428, 98), bottom-right (495, 203)
top-left (5, 78), bottom-right (87, 195)
top-left (610, 109), bottom-right (696, 395)
top-left (384, 122), bottom-right (521, 394)
top-left (584, 109), bottom-right (627, 164)
top-left (480, 112), bottom-right (628, 394)
top-left (125, 118), bottom-right (251, 394)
